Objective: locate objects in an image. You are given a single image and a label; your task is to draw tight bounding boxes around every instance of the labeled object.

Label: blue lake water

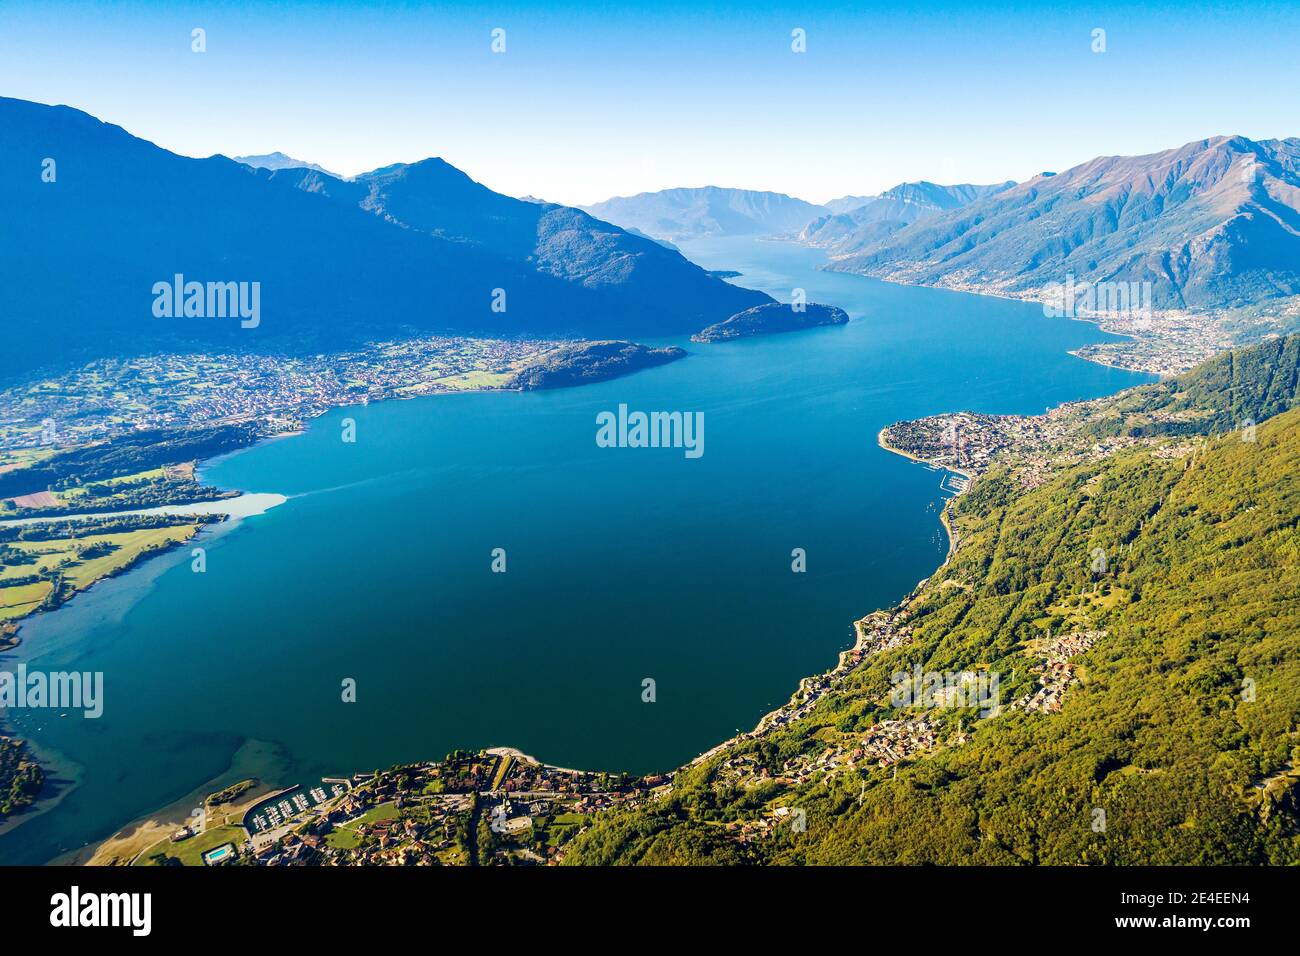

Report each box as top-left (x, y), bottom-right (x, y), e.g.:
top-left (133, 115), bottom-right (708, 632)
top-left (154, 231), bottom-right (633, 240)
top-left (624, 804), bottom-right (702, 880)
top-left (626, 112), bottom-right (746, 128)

top-left (0, 238), bottom-right (1151, 864)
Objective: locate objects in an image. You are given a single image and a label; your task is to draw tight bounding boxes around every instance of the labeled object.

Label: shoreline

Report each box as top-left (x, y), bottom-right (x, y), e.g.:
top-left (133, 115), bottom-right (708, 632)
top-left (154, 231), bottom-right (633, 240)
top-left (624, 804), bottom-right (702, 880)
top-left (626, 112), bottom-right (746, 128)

top-left (483, 746), bottom-right (585, 776)
top-left (2, 362), bottom-right (677, 855)
top-left (0, 493), bottom-right (262, 651)
top-left (73, 739), bottom-right (294, 866)
top-left (0, 492), bottom-right (287, 528)
top-left (0, 736), bottom-right (82, 842)
top-left (689, 430), bottom-right (974, 770)
top-left (0, 364), bottom-right (535, 645)
top-left (0, 522), bottom-right (208, 654)
top-left (875, 426), bottom-right (974, 480)
top-left (7, 258), bottom-right (1153, 863)
top-left (818, 262), bottom-right (1236, 377)
top-left (876, 426), bottom-right (970, 566)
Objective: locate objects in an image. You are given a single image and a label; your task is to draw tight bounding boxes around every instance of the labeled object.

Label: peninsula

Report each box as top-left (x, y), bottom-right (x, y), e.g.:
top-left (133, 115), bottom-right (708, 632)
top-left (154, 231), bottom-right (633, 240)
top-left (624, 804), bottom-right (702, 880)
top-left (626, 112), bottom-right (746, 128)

top-left (505, 341), bottom-right (686, 390)
top-left (691, 302), bottom-right (849, 343)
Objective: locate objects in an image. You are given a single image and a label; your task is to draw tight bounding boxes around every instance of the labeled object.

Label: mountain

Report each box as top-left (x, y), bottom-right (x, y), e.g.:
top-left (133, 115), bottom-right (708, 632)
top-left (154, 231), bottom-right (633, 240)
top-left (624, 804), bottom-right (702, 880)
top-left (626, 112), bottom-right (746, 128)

top-left (581, 187), bottom-right (828, 242)
top-left (823, 194), bottom-right (876, 215)
top-left (233, 151), bottom-right (341, 178)
top-left (261, 158), bottom-right (768, 314)
top-left (623, 227), bottom-right (681, 252)
top-left (829, 136), bottom-right (1300, 313)
top-left (801, 180), bottom-right (1016, 255)
top-left (0, 97), bottom-right (769, 383)
top-left (562, 337), bottom-right (1300, 864)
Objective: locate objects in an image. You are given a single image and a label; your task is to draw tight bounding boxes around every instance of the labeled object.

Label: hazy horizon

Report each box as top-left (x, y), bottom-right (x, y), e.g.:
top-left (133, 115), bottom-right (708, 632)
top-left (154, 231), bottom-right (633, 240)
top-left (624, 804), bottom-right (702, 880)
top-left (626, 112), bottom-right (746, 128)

top-left (3, 0), bottom-right (1298, 206)
top-left (16, 91), bottom-right (1293, 210)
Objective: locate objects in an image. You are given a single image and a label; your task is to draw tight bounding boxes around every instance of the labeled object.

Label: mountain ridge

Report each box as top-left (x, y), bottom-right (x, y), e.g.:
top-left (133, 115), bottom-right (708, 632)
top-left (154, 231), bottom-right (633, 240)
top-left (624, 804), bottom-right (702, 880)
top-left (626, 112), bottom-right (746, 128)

top-left (261, 157), bottom-right (773, 312)
top-left (801, 180), bottom-right (1017, 255)
top-left (233, 151), bottom-right (341, 178)
top-left (829, 135), bottom-right (1300, 314)
top-left (581, 186), bottom-right (829, 242)
top-left (0, 97), bottom-right (769, 383)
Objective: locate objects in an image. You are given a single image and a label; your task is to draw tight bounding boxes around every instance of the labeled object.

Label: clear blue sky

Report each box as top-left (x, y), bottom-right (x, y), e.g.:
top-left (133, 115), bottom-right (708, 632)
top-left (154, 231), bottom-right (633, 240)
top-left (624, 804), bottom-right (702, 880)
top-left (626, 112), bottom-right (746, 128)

top-left (2, 0), bottom-right (1297, 206)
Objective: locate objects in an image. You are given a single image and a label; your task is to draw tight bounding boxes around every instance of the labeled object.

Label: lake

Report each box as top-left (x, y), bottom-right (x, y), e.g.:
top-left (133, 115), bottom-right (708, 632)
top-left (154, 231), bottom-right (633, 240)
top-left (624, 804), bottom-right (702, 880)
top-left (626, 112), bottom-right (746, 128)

top-left (0, 238), bottom-right (1151, 864)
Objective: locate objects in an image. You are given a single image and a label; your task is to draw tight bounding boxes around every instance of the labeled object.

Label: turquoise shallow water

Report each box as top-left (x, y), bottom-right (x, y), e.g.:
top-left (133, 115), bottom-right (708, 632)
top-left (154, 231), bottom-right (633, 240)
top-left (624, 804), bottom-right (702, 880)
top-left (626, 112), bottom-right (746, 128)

top-left (0, 238), bottom-right (1151, 864)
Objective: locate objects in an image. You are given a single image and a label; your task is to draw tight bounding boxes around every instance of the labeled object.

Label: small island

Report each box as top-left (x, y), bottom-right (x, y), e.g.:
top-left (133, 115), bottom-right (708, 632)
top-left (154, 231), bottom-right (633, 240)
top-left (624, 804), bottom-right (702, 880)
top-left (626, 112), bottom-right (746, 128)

top-left (505, 341), bottom-right (686, 391)
top-left (0, 736), bottom-right (44, 823)
top-left (691, 302), bottom-right (849, 343)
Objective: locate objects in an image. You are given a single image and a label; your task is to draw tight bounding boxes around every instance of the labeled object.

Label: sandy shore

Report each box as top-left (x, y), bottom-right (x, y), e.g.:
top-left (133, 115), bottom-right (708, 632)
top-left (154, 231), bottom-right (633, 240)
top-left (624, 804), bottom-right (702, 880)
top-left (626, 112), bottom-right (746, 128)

top-left (0, 491), bottom-right (287, 528)
top-left (73, 739), bottom-right (292, 866)
top-left (484, 746), bottom-right (585, 775)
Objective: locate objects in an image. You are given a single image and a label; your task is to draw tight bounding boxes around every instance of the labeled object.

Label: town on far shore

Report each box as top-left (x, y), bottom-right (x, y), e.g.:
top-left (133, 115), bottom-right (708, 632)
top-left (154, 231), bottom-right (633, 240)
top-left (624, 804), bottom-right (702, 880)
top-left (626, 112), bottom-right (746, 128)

top-left (0, 333), bottom-right (562, 452)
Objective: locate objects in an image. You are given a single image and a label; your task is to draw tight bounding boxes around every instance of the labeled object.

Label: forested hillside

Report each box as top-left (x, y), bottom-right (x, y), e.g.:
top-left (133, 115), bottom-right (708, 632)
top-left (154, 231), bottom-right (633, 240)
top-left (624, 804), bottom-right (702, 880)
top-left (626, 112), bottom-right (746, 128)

top-left (830, 136), bottom-right (1300, 314)
top-left (1086, 334), bottom-right (1300, 437)
top-left (565, 355), bottom-right (1300, 864)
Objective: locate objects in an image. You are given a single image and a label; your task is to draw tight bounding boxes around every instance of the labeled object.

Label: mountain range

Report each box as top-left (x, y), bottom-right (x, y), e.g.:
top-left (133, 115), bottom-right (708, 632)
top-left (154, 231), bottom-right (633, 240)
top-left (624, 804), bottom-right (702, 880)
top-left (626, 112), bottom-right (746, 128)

top-left (8, 96), bottom-right (1298, 386)
top-left (822, 194), bottom-right (877, 215)
top-left (583, 136), bottom-right (1300, 325)
top-left (800, 180), bottom-right (1017, 255)
top-left (0, 97), bottom-right (768, 383)
top-left (581, 186), bottom-right (828, 242)
top-left (233, 151), bottom-right (342, 178)
top-left (829, 136), bottom-right (1300, 313)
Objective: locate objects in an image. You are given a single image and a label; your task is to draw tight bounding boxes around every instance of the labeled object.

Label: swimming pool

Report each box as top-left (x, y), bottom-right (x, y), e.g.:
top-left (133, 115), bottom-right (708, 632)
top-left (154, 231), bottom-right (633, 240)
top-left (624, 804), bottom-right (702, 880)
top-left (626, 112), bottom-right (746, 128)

top-left (203, 844), bottom-right (234, 865)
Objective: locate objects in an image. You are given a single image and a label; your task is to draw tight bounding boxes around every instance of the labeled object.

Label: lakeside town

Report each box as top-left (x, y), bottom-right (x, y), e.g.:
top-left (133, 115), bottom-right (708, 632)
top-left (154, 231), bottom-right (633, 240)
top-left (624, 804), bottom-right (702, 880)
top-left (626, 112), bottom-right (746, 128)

top-left (71, 584), bottom-right (1117, 867)
top-left (97, 595), bottom-right (977, 866)
top-left (0, 333), bottom-right (561, 452)
top-left (1067, 298), bottom-right (1297, 377)
top-left (0, 333), bottom-right (595, 643)
top-left (847, 267), bottom-right (1290, 377)
top-left (111, 748), bottom-right (667, 867)
top-left (880, 410), bottom-right (1146, 490)
top-left (876, 377), bottom-right (1221, 492)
